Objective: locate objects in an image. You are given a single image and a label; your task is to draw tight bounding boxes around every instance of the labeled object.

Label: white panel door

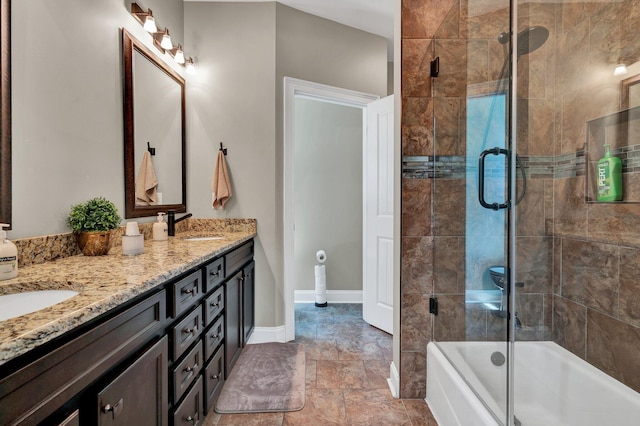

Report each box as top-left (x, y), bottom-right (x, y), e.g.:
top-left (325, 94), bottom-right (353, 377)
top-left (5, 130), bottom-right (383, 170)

top-left (363, 94), bottom-right (394, 334)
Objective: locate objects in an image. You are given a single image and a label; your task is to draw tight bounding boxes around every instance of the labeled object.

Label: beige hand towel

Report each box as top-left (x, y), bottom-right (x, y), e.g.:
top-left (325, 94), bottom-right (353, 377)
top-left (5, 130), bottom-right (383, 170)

top-left (136, 151), bottom-right (158, 205)
top-left (212, 150), bottom-right (232, 209)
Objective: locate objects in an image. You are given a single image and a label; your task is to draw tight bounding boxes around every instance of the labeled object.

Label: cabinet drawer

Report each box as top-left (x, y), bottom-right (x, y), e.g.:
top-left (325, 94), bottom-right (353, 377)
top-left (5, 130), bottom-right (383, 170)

top-left (170, 270), bottom-right (202, 319)
top-left (204, 345), bottom-right (225, 415)
top-left (172, 376), bottom-right (203, 426)
top-left (225, 240), bottom-right (253, 277)
top-left (203, 285), bottom-right (224, 327)
top-left (204, 257), bottom-right (224, 293)
top-left (204, 315), bottom-right (224, 362)
top-left (170, 306), bottom-right (202, 361)
top-left (172, 341), bottom-right (203, 405)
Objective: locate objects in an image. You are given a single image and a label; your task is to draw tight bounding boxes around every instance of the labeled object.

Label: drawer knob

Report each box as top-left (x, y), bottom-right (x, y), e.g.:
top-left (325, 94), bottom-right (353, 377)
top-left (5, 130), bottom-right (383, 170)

top-left (210, 270), bottom-right (220, 277)
top-left (211, 334), bottom-right (219, 339)
top-left (183, 326), bottom-right (198, 335)
top-left (184, 363), bottom-right (198, 373)
top-left (210, 302), bottom-right (219, 308)
top-left (181, 287), bottom-right (196, 295)
top-left (211, 374), bottom-right (219, 380)
top-left (185, 415), bottom-right (197, 424)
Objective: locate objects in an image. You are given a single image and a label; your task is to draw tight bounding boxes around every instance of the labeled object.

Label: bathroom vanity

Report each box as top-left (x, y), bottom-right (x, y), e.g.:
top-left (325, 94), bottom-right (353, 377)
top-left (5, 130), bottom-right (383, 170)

top-left (0, 226), bottom-right (255, 425)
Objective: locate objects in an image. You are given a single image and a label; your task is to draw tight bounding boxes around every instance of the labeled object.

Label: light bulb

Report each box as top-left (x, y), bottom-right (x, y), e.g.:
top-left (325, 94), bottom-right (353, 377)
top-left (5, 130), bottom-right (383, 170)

top-left (174, 46), bottom-right (185, 65)
top-left (185, 58), bottom-right (196, 75)
top-left (143, 15), bottom-right (157, 33)
top-left (160, 30), bottom-right (172, 50)
top-left (614, 63), bottom-right (628, 76)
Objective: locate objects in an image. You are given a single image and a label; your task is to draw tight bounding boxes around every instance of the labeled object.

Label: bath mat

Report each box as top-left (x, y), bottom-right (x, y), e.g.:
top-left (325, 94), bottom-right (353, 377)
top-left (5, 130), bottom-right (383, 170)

top-left (215, 342), bottom-right (306, 413)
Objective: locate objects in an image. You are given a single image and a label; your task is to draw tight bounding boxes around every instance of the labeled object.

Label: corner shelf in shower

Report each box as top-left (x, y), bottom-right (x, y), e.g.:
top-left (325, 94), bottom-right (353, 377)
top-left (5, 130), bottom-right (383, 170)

top-left (585, 106), bottom-right (640, 203)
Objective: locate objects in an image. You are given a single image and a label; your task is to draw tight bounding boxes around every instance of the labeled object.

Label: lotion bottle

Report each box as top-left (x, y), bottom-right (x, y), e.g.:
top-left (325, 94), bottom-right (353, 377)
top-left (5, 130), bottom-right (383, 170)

top-left (153, 213), bottom-right (168, 241)
top-left (596, 144), bottom-right (623, 202)
top-left (0, 224), bottom-right (18, 280)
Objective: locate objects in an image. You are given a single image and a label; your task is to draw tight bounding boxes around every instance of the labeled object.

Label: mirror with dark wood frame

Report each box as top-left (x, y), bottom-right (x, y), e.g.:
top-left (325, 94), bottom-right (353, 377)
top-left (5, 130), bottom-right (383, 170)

top-left (1, 0), bottom-right (11, 228)
top-left (122, 29), bottom-right (186, 218)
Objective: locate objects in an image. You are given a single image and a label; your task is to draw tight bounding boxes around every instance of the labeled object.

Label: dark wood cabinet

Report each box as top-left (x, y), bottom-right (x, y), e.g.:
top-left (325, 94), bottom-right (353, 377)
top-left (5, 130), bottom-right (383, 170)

top-left (224, 270), bottom-right (243, 376)
top-left (0, 289), bottom-right (166, 425)
top-left (0, 238), bottom-right (254, 425)
top-left (242, 261), bottom-right (255, 347)
top-left (97, 336), bottom-right (169, 426)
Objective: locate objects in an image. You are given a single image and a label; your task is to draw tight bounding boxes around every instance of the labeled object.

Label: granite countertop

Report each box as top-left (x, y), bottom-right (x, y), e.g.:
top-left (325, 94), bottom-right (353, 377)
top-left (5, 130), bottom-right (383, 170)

top-left (0, 228), bottom-right (256, 366)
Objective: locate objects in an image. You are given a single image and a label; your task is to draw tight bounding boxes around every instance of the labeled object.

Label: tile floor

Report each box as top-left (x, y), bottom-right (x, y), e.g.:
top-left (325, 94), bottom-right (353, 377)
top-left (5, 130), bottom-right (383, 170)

top-left (203, 303), bottom-right (437, 425)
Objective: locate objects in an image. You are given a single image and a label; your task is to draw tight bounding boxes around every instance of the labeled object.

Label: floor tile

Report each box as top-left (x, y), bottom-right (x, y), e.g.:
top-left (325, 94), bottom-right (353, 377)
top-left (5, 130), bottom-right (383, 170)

top-left (344, 389), bottom-right (411, 425)
top-left (283, 388), bottom-right (347, 425)
top-left (203, 303), bottom-right (437, 425)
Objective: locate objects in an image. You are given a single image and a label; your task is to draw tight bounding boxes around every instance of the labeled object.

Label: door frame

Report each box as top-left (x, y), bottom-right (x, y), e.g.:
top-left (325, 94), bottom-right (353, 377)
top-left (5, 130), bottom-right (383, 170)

top-left (283, 77), bottom-right (378, 342)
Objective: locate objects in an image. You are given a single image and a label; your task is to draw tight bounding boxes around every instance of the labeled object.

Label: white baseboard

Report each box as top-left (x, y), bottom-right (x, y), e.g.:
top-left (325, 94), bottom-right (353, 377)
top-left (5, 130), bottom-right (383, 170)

top-left (294, 290), bottom-right (363, 304)
top-left (247, 326), bottom-right (287, 344)
top-left (388, 361), bottom-right (400, 398)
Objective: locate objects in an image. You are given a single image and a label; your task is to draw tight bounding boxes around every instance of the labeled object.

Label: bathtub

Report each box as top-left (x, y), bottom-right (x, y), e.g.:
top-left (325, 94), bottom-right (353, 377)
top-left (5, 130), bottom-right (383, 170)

top-left (426, 341), bottom-right (640, 425)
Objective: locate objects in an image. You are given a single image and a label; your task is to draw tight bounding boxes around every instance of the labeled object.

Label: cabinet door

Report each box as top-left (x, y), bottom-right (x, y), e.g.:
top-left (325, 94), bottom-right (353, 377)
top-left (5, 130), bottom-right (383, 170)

top-left (97, 336), bottom-right (168, 426)
top-left (224, 271), bottom-right (242, 376)
top-left (242, 261), bottom-right (255, 347)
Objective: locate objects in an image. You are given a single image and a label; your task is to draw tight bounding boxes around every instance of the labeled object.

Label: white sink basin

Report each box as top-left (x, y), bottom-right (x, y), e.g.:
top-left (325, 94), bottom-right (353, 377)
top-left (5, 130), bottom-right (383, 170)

top-left (0, 289), bottom-right (79, 321)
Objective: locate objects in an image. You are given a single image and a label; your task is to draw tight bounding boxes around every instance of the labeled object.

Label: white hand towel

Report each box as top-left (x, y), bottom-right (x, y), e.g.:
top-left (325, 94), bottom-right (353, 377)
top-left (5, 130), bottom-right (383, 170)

top-left (212, 150), bottom-right (232, 209)
top-left (136, 151), bottom-right (158, 205)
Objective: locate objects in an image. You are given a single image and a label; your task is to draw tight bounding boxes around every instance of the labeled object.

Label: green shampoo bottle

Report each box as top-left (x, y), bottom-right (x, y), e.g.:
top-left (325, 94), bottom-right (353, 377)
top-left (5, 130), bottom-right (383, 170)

top-left (596, 144), bottom-right (622, 202)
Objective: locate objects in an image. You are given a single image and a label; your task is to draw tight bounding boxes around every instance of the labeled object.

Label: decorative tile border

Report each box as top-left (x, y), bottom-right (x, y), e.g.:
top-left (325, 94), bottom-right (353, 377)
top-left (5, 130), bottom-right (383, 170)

top-left (402, 150), bottom-right (588, 180)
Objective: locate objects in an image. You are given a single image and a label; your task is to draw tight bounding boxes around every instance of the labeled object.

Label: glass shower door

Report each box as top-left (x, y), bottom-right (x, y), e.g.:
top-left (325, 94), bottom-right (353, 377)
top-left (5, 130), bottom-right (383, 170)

top-left (431, 0), bottom-right (513, 424)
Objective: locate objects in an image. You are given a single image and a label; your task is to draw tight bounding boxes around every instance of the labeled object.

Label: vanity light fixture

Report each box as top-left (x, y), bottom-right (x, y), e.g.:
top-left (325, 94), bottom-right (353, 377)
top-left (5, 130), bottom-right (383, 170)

top-left (158, 28), bottom-right (173, 50)
top-left (143, 12), bottom-right (157, 33)
top-left (614, 63), bottom-right (629, 76)
top-left (130, 2), bottom-right (197, 74)
top-left (172, 44), bottom-right (185, 65)
top-left (130, 3), bottom-right (157, 33)
top-left (185, 57), bottom-right (196, 75)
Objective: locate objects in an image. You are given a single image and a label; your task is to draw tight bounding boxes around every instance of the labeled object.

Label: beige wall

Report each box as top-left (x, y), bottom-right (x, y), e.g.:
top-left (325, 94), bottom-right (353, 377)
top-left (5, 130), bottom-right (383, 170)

top-left (293, 98), bottom-right (363, 292)
top-left (11, 0), bottom-right (183, 238)
top-left (185, 2), bottom-right (387, 327)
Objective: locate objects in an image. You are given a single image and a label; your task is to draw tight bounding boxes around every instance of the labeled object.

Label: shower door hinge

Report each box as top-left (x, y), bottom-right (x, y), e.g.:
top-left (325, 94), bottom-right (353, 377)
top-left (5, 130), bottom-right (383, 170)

top-left (429, 297), bottom-right (438, 315)
top-left (430, 57), bottom-right (439, 77)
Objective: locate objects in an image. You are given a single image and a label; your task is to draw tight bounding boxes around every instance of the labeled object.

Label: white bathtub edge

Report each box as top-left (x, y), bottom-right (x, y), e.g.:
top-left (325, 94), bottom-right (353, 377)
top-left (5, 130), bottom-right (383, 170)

top-left (426, 342), bottom-right (499, 426)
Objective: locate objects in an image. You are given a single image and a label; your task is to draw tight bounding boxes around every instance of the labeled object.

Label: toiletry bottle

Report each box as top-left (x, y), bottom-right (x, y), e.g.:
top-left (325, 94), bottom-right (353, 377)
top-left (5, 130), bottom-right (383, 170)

top-left (0, 224), bottom-right (17, 281)
top-left (596, 144), bottom-right (623, 202)
top-left (153, 212), bottom-right (168, 241)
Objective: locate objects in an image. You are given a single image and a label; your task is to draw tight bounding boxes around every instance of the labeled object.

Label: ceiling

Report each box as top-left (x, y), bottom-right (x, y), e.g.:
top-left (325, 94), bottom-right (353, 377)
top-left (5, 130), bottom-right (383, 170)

top-left (185, 0), bottom-right (395, 59)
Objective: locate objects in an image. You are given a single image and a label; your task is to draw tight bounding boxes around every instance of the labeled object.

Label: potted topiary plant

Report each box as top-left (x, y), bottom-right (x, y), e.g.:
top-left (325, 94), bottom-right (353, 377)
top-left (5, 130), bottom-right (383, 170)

top-left (67, 197), bottom-right (122, 256)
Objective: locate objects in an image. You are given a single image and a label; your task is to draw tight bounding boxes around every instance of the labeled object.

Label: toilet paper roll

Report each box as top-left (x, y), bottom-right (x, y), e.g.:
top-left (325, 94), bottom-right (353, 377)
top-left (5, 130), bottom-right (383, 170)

top-left (316, 250), bottom-right (327, 263)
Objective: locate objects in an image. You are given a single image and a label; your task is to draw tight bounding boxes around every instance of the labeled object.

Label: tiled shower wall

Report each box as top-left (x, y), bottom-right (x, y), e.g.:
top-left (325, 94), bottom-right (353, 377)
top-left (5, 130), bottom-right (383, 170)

top-left (401, 0), bottom-right (640, 398)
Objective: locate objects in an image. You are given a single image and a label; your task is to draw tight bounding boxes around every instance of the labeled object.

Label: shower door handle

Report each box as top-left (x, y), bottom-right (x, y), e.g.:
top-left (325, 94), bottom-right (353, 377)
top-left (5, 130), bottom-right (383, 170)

top-left (478, 147), bottom-right (510, 210)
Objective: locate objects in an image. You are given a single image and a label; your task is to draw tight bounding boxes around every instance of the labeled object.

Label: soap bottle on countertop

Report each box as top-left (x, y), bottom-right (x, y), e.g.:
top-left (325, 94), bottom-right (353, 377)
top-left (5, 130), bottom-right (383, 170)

top-left (597, 144), bottom-right (623, 202)
top-left (153, 212), bottom-right (168, 241)
top-left (0, 224), bottom-right (17, 281)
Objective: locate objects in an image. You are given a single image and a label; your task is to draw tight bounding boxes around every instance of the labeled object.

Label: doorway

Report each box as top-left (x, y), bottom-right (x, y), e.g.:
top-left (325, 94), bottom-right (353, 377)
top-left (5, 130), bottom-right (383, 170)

top-left (283, 77), bottom-right (380, 342)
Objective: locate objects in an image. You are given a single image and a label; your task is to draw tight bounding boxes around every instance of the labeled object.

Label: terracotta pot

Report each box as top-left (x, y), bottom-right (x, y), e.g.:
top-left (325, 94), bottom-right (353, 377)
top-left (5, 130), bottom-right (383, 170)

top-left (76, 231), bottom-right (112, 256)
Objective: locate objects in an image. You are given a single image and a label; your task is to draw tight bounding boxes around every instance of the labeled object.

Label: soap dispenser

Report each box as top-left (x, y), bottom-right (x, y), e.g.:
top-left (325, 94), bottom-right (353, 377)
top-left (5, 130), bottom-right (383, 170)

top-left (597, 144), bottom-right (623, 202)
top-left (153, 213), bottom-right (168, 241)
top-left (0, 224), bottom-right (17, 281)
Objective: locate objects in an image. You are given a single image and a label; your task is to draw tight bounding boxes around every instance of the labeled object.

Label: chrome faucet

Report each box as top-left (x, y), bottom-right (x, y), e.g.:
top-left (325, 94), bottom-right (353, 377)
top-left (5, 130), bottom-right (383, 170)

top-left (167, 210), bottom-right (193, 236)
